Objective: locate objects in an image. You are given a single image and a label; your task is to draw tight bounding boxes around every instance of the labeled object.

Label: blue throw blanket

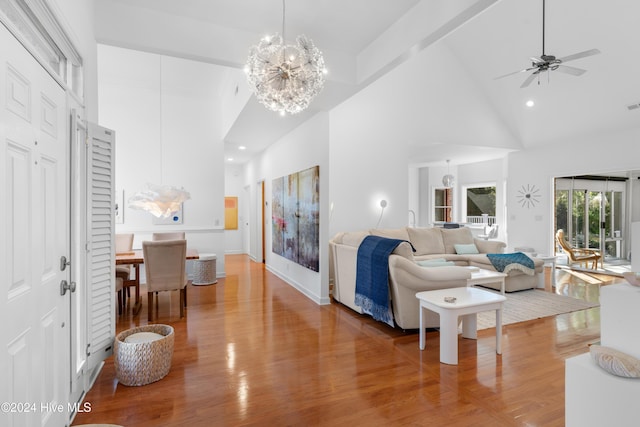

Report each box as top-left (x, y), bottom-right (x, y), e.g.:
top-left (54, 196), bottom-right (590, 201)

top-left (355, 236), bottom-right (408, 327)
top-left (486, 252), bottom-right (535, 275)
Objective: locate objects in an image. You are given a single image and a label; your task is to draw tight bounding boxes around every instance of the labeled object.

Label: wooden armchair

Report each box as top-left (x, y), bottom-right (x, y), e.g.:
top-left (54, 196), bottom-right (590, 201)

top-left (556, 229), bottom-right (602, 270)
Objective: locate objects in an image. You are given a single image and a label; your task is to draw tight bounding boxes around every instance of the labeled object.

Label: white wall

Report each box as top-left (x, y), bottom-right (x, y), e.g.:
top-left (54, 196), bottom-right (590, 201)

top-left (328, 40), bottom-right (519, 237)
top-left (243, 113), bottom-right (330, 304)
top-left (98, 45), bottom-right (227, 276)
top-left (507, 127), bottom-right (640, 256)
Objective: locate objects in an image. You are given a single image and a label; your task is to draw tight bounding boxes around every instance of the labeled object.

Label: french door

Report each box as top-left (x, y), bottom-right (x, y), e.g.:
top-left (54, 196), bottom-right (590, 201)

top-left (555, 178), bottom-right (626, 260)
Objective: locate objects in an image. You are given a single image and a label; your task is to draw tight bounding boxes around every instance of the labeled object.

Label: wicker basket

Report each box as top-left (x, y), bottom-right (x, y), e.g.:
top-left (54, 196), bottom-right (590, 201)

top-left (114, 324), bottom-right (174, 386)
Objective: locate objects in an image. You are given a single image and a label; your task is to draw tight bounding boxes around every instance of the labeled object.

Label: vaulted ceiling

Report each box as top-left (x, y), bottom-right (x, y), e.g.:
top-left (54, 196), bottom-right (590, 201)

top-left (95, 0), bottom-right (640, 166)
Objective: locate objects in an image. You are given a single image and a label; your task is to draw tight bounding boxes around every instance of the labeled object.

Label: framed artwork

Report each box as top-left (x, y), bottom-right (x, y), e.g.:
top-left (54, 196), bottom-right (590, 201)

top-left (225, 196), bottom-right (238, 229)
top-left (152, 203), bottom-right (183, 225)
top-left (272, 165), bottom-right (319, 272)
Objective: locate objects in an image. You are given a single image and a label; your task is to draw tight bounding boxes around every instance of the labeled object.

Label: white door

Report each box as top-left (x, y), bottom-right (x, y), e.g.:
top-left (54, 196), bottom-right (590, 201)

top-left (0, 23), bottom-right (70, 427)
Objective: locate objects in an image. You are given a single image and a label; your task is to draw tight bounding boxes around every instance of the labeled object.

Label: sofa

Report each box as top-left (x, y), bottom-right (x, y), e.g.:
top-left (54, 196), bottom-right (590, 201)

top-left (329, 226), bottom-right (544, 329)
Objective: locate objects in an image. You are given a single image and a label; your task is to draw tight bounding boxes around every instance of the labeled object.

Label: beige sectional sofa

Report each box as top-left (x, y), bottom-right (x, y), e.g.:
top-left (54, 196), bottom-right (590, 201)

top-left (329, 226), bottom-right (543, 329)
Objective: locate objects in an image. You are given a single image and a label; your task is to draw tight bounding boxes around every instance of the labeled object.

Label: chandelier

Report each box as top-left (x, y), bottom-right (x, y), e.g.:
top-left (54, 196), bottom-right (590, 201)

top-left (244, 0), bottom-right (326, 115)
top-left (442, 160), bottom-right (455, 187)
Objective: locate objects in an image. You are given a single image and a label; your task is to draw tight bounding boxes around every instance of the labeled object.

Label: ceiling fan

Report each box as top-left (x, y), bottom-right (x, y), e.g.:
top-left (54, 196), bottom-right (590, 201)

top-left (495, 0), bottom-right (600, 88)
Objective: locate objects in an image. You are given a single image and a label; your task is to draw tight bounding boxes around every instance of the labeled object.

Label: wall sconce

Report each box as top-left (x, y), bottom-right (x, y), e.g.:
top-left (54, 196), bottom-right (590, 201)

top-left (376, 199), bottom-right (387, 229)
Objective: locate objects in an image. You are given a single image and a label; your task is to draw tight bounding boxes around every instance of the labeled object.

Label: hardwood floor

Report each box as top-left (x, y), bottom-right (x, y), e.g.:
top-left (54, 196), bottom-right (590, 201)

top-left (72, 256), bottom-right (623, 426)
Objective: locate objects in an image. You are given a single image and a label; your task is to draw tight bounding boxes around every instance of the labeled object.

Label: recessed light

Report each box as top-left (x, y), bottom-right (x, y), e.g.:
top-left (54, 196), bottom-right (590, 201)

top-left (525, 100), bottom-right (535, 107)
top-left (238, 146), bottom-right (246, 150)
top-left (227, 157), bottom-right (234, 162)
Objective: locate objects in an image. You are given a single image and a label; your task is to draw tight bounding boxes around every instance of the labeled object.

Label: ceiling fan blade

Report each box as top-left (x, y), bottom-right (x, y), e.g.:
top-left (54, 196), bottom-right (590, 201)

top-left (555, 65), bottom-right (586, 76)
top-left (559, 48), bottom-right (601, 63)
top-left (520, 72), bottom-right (538, 88)
top-left (530, 57), bottom-right (543, 64)
top-left (494, 66), bottom-right (538, 80)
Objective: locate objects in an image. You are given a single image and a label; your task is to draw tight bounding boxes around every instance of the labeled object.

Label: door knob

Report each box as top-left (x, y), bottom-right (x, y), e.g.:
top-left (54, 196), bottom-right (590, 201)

top-left (60, 280), bottom-right (76, 296)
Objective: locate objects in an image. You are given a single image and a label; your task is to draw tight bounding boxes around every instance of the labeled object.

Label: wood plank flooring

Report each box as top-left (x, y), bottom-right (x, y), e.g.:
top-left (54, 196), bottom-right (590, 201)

top-left (72, 255), bottom-right (622, 426)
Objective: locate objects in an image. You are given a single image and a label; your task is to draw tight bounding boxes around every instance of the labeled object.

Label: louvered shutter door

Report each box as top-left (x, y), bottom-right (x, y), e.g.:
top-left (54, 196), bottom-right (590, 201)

top-left (86, 123), bottom-right (116, 370)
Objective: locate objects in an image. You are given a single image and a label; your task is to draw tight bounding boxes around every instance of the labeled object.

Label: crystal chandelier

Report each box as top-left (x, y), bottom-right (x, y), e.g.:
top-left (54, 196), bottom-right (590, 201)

top-left (244, 0), bottom-right (326, 115)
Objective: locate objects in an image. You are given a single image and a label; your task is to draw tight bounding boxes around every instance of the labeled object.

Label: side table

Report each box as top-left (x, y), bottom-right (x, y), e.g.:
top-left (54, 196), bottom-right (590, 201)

top-left (416, 287), bottom-right (506, 365)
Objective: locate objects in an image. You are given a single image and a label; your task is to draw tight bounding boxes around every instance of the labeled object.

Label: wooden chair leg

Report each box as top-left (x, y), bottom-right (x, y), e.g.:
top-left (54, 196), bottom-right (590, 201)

top-left (117, 290), bottom-right (123, 315)
top-left (148, 292), bottom-right (153, 321)
top-left (184, 284), bottom-right (188, 307)
top-left (179, 288), bottom-right (185, 318)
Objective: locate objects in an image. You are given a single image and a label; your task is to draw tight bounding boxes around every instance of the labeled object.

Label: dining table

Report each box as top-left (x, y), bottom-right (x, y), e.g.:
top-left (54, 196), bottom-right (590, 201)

top-left (116, 248), bottom-right (199, 315)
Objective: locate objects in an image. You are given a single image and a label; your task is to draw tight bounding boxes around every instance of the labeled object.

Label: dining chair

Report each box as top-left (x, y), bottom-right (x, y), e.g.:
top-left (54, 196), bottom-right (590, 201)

top-left (152, 232), bottom-right (186, 241)
top-left (115, 233), bottom-right (135, 300)
top-left (115, 276), bottom-right (124, 315)
top-left (143, 239), bottom-right (189, 321)
top-left (479, 224), bottom-right (499, 240)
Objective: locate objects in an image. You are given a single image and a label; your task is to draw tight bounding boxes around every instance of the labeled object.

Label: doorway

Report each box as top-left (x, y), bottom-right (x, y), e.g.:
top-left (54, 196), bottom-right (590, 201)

top-left (555, 176), bottom-right (628, 263)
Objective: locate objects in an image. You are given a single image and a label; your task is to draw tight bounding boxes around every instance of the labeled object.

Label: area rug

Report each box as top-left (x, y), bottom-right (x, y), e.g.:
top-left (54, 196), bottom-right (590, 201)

top-left (476, 289), bottom-right (599, 330)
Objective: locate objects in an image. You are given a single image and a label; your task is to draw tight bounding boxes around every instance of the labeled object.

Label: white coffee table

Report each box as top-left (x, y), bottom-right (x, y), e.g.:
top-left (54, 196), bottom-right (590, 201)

top-left (416, 287), bottom-right (506, 365)
top-left (466, 268), bottom-right (508, 294)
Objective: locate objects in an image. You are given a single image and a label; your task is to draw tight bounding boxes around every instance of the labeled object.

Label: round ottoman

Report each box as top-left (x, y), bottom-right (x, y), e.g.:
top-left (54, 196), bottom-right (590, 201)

top-left (114, 324), bottom-right (174, 386)
top-left (192, 253), bottom-right (217, 285)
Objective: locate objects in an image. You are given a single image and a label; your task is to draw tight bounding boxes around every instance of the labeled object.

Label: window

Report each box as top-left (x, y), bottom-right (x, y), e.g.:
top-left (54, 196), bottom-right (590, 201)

top-left (433, 188), bottom-right (452, 223)
top-left (466, 186), bottom-right (496, 225)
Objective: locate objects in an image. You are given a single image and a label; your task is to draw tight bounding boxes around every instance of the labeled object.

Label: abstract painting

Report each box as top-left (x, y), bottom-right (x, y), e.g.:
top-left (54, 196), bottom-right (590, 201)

top-left (272, 166), bottom-right (319, 271)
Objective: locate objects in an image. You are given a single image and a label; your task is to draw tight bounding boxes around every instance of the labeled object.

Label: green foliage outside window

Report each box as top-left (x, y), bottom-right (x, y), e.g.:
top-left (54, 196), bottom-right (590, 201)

top-left (466, 187), bottom-right (496, 216)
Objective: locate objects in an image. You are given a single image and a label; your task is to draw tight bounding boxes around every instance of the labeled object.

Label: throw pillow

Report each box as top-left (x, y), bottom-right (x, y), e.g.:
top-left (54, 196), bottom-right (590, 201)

top-left (441, 227), bottom-right (475, 254)
top-left (406, 227), bottom-right (445, 255)
top-left (454, 243), bottom-right (479, 254)
top-left (590, 345), bottom-right (640, 378)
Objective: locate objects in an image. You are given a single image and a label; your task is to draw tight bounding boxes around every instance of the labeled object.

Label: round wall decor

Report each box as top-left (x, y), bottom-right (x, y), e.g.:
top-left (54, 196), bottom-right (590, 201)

top-left (517, 184), bottom-right (540, 208)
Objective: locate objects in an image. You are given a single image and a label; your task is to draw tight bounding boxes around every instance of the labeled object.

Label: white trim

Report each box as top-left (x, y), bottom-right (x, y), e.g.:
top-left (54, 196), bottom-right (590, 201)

top-left (22, 0), bottom-right (81, 65)
top-left (115, 226), bottom-right (226, 234)
top-left (0, 0), bottom-right (83, 98)
top-left (266, 265), bottom-right (330, 306)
